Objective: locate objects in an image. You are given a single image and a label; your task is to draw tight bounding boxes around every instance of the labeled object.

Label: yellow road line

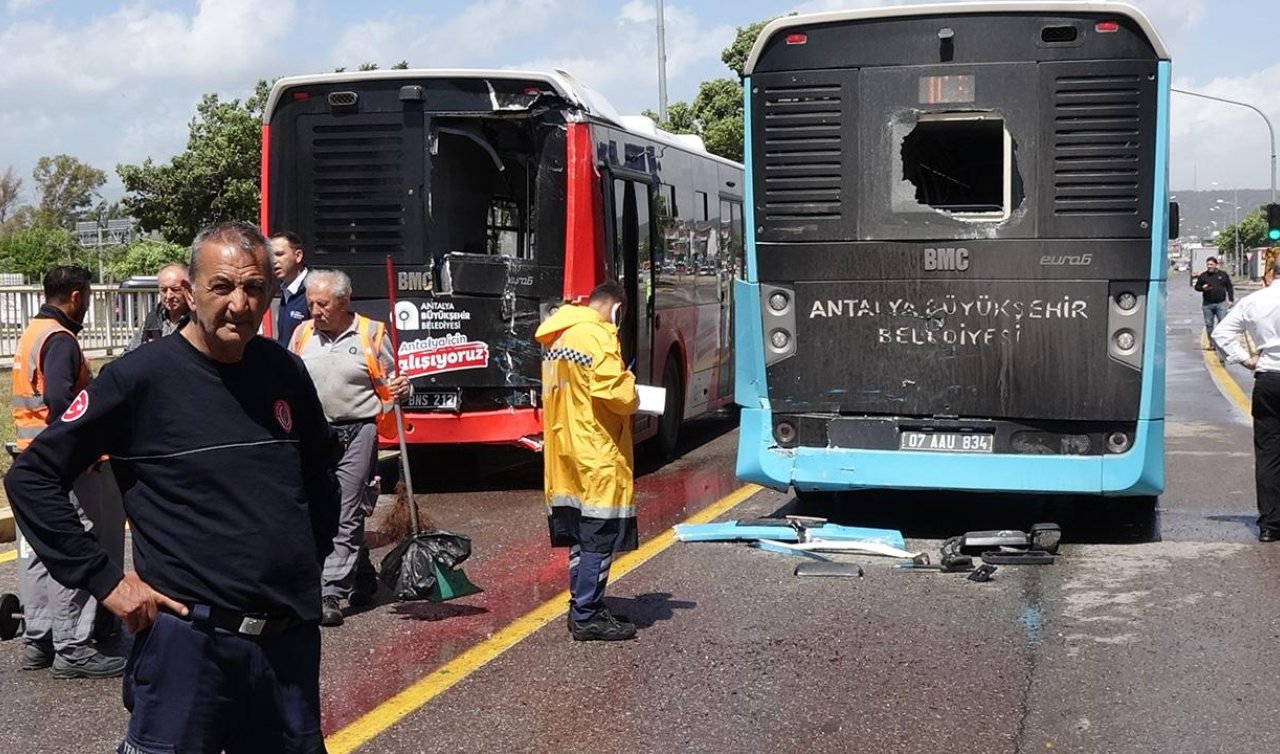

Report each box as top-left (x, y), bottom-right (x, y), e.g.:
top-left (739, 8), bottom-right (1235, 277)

top-left (1202, 333), bottom-right (1253, 421)
top-left (325, 482), bottom-right (763, 754)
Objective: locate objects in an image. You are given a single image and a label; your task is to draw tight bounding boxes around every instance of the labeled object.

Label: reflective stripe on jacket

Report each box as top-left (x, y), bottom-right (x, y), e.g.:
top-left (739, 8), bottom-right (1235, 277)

top-left (534, 304), bottom-right (639, 525)
top-left (12, 319), bottom-right (91, 450)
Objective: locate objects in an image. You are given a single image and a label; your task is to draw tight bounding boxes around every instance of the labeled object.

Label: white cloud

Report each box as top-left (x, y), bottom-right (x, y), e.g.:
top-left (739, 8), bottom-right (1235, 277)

top-left (0, 0), bottom-right (295, 95)
top-left (327, 1), bottom-right (735, 116)
top-left (1170, 64), bottom-right (1280, 191)
top-left (512, 2), bottom-right (737, 114)
top-left (330, 0), bottom-right (568, 71)
top-left (0, 0), bottom-right (298, 201)
top-left (5, 0), bottom-right (47, 14)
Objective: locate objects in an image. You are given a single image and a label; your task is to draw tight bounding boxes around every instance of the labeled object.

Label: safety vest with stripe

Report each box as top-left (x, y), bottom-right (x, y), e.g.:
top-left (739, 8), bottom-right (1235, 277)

top-left (290, 314), bottom-right (395, 412)
top-left (11, 318), bottom-right (92, 450)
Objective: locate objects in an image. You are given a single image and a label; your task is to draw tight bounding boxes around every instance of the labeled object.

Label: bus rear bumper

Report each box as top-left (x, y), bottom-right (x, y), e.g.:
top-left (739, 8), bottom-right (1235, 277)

top-left (377, 407), bottom-right (543, 448)
top-left (736, 408), bottom-right (1163, 496)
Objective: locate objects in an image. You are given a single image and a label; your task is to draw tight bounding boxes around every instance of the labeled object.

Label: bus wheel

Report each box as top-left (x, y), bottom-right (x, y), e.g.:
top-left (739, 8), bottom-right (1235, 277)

top-left (656, 356), bottom-right (683, 459)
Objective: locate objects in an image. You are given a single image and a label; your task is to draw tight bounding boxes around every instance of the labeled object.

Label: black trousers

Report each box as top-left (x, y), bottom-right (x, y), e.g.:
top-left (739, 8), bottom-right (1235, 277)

top-left (1253, 373), bottom-right (1280, 530)
top-left (119, 612), bottom-right (324, 753)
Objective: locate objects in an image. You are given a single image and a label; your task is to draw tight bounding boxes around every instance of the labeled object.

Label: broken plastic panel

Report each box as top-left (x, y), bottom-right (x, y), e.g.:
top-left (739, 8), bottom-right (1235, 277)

top-left (899, 113), bottom-right (1017, 222)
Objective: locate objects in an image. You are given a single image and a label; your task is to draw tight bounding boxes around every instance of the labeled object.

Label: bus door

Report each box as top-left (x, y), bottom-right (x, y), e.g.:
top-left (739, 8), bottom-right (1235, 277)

top-left (606, 174), bottom-right (656, 433)
top-left (718, 198), bottom-right (743, 399)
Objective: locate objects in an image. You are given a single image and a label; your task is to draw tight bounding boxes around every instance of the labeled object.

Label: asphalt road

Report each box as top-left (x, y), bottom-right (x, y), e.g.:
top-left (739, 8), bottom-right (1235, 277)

top-left (0, 279), bottom-right (1275, 753)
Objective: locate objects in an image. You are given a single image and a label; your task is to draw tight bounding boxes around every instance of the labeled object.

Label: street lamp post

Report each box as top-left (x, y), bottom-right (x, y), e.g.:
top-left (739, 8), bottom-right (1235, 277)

top-left (1214, 195), bottom-right (1242, 276)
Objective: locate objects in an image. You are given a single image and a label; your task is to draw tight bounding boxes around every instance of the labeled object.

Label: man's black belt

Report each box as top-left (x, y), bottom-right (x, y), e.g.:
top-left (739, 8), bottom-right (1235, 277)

top-left (187, 604), bottom-right (296, 638)
top-left (331, 418), bottom-right (376, 450)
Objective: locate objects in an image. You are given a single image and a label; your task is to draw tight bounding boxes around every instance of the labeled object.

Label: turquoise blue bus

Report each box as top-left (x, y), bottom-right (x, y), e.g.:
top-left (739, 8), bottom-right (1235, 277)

top-left (734, 3), bottom-right (1171, 497)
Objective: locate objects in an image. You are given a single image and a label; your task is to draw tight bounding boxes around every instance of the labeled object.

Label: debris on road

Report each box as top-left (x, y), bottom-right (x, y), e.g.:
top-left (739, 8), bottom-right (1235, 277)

top-left (794, 562), bottom-right (864, 578)
top-left (674, 517), bottom-right (906, 550)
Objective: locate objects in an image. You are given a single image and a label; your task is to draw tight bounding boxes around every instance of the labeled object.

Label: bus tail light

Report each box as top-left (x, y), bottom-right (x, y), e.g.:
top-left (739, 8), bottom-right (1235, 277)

top-left (1106, 431), bottom-right (1131, 454)
top-left (1107, 284), bottom-right (1145, 371)
top-left (1095, 21), bottom-right (1120, 33)
top-left (785, 33), bottom-right (808, 45)
top-left (760, 284), bottom-right (796, 365)
top-left (774, 420), bottom-right (798, 447)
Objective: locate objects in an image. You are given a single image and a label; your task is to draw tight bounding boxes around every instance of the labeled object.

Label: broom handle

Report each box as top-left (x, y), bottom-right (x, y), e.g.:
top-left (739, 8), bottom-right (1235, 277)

top-left (385, 257), bottom-right (421, 535)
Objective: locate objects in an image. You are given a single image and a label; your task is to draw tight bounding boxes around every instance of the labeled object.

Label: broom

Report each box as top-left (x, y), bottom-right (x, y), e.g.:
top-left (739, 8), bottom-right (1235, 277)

top-left (377, 256), bottom-right (481, 602)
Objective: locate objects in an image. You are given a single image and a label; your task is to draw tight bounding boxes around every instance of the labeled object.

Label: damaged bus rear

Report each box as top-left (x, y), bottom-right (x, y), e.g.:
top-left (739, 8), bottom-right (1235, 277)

top-left (263, 70), bottom-right (744, 451)
top-left (735, 3), bottom-right (1171, 496)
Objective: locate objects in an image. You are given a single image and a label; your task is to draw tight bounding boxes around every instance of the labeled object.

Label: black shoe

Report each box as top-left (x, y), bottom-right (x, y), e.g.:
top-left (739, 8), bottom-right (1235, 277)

top-left (1260, 528), bottom-right (1279, 542)
top-left (51, 651), bottom-right (126, 680)
top-left (567, 609), bottom-right (629, 632)
top-left (320, 596), bottom-right (344, 627)
top-left (20, 643), bottom-right (53, 671)
top-left (570, 611), bottom-right (636, 642)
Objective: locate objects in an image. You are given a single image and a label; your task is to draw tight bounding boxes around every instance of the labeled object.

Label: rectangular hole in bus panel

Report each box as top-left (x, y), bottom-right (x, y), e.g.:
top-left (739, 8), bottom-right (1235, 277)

top-left (430, 121), bottom-right (537, 260)
top-left (898, 114), bottom-right (1021, 222)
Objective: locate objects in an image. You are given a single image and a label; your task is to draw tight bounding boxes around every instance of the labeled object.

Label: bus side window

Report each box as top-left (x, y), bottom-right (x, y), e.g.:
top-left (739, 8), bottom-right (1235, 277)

top-left (486, 199), bottom-right (526, 258)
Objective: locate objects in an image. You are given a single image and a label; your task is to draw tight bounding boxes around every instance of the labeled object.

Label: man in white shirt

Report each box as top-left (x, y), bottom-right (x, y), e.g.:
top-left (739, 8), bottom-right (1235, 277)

top-left (1213, 261), bottom-right (1280, 542)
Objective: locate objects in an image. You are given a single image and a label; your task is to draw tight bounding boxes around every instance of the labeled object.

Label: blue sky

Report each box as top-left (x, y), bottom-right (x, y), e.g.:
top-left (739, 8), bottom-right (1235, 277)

top-left (1, 0), bottom-right (1277, 207)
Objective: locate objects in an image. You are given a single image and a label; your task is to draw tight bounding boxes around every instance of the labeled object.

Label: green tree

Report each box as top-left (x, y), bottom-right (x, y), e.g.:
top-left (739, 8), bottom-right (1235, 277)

top-left (118, 80), bottom-right (270, 245)
top-left (642, 101), bottom-right (698, 133)
top-left (336, 61), bottom-right (409, 73)
top-left (1216, 208), bottom-right (1269, 258)
top-left (0, 227), bottom-right (82, 281)
top-left (107, 238), bottom-right (188, 281)
top-left (32, 154), bottom-right (107, 230)
top-left (722, 20), bottom-right (772, 80)
top-left (639, 21), bottom-right (784, 162)
top-left (0, 166), bottom-right (22, 226)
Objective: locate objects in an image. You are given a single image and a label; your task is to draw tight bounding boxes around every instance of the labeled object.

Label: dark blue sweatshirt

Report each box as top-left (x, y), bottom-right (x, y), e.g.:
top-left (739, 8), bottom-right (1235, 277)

top-left (276, 277), bottom-right (310, 345)
top-left (4, 333), bottom-right (341, 622)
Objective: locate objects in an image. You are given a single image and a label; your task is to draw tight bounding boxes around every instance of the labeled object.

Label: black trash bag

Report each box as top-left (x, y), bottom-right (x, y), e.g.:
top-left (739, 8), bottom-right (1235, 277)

top-left (379, 530), bottom-right (482, 602)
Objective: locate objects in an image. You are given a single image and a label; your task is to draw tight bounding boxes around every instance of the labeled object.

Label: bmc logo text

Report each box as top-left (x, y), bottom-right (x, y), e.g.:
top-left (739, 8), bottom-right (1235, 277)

top-left (398, 271), bottom-right (431, 291)
top-left (923, 247), bottom-right (970, 271)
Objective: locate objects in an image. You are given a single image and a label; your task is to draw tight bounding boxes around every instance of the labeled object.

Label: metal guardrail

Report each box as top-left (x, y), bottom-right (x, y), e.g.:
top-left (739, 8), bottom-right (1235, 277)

top-left (0, 286), bottom-right (159, 360)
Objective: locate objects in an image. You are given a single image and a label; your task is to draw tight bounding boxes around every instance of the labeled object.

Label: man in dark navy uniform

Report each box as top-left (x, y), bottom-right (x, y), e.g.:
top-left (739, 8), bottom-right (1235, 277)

top-left (270, 230), bottom-right (310, 345)
top-left (6, 221), bottom-right (340, 753)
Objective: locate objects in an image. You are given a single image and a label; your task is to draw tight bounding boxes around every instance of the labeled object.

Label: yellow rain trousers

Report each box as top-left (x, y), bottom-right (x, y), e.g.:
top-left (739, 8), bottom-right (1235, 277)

top-left (535, 304), bottom-right (639, 552)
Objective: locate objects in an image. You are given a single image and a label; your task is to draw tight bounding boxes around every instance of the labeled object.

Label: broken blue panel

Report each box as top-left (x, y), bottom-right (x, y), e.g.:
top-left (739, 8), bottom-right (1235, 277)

top-left (675, 521), bottom-right (905, 550)
top-left (751, 539), bottom-right (832, 561)
top-left (674, 523), bottom-right (800, 543)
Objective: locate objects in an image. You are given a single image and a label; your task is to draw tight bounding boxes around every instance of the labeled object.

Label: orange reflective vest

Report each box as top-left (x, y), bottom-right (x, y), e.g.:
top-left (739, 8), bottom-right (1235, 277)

top-left (11, 318), bottom-right (92, 450)
top-left (290, 314), bottom-right (395, 411)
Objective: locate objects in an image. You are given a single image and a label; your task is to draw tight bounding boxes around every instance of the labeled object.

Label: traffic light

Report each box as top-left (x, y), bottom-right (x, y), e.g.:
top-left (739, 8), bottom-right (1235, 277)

top-left (1269, 203), bottom-right (1280, 243)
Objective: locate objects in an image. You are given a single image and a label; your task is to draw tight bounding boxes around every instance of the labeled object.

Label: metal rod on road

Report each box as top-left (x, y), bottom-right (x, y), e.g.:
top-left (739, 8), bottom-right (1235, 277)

top-left (1173, 87), bottom-right (1276, 203)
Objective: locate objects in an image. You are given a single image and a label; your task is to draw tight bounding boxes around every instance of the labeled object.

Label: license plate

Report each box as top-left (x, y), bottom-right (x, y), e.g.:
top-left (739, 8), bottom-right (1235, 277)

top-left (899, 431), bottom-right (994, 454)
top-left (406, 391), bottom-right (460, 411)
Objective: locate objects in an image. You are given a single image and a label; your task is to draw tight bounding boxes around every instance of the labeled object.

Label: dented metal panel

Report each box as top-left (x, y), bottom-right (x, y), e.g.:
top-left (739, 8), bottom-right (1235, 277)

top-left (766, 277), bottom-right (1140, 421)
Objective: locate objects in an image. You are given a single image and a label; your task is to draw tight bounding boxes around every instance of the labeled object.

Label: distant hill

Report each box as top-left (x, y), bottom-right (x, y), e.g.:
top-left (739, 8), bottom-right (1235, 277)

top-left (1171, 189), bottom-right (1273, 242)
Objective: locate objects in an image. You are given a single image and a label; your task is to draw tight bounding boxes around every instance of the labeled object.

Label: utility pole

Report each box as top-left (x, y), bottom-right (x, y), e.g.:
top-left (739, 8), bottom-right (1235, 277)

top-left (656, 0), bottom-right (668, 123)
top-left (1173, 87), bottom-right (1276, 203)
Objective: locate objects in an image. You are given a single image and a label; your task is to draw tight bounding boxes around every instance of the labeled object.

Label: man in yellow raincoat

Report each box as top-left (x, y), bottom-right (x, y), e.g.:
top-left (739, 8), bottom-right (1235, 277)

top-left (535, 281), bottom-right (640, 641)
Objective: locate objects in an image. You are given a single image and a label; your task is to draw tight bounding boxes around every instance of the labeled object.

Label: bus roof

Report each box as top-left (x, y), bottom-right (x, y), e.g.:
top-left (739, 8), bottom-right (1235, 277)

top-left (744, 1), bottom-right (1168, 74)
top-left (266, 68), bottom-right (739, 167)
top-left (266, 68), bottom-right (595, 122)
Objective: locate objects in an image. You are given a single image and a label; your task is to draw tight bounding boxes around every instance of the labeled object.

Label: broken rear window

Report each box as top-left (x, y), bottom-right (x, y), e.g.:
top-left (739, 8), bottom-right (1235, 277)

top-left (897, 113), bottom-right (1019, 222)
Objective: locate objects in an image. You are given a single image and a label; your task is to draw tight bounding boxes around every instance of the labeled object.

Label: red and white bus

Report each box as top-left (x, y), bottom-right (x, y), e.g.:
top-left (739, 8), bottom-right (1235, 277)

top-left (261, 69), bottom-right (745, 455)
